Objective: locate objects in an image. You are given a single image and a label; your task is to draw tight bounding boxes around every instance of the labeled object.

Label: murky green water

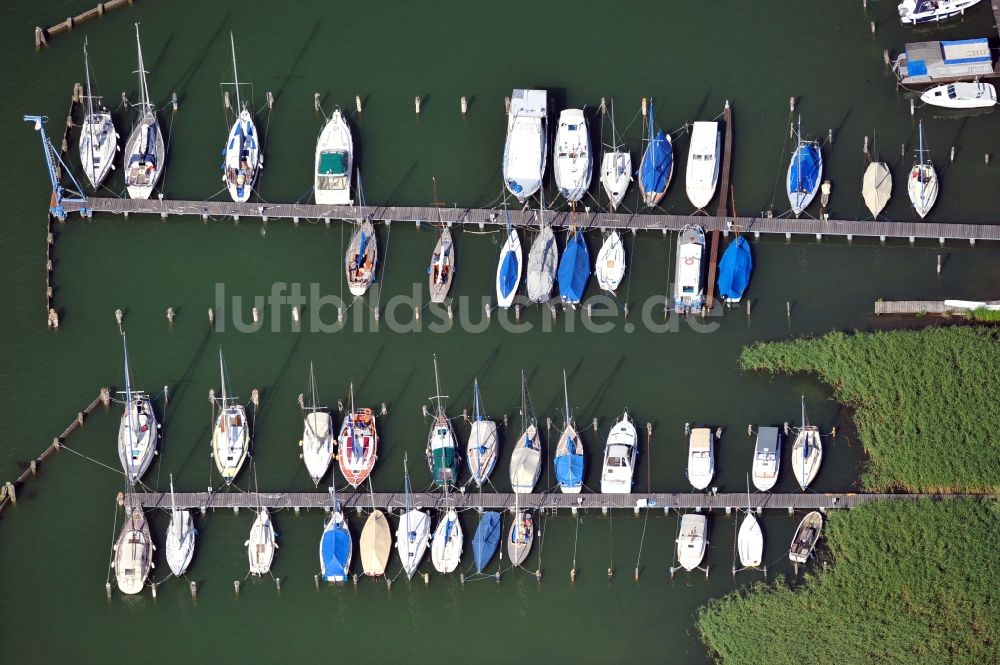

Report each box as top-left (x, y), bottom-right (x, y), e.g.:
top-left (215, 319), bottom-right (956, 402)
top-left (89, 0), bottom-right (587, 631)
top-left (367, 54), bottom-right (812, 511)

top-left (1, 1), bottom-right (998, 663)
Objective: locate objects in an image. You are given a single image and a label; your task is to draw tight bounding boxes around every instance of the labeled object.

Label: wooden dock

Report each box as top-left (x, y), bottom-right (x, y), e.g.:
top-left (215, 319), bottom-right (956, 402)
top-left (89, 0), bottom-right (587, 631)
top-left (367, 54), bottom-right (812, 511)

top-left (122, 489), bottom-right (981, 513)
top-left (874, 300), bottom-right (998, 315)
top-left (34, 0), bottom-right (137, 48)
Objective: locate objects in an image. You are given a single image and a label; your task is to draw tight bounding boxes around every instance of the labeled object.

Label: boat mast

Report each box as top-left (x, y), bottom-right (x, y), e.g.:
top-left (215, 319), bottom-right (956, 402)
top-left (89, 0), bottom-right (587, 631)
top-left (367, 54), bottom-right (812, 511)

top-left (795, 115), bottom-right (803, 195)
top-left (82, 38), bottom-right (99, 185)
top-left (562, 370), bottom-right (571, 429)
top-left (122, 334), bottom-right (134, 405)
top-left (219, 348), bottom-right (227, 406)
top-left (917, 120), bottom-right (926, 205)
top-left (170, 473), bottom-right (180, 538)
top-left (229, 32), bottom-right (242, 112)
top-left (648, 98), bottom-right (656, 183)
top-left (403, 451), bottom-right (412, 547)
top-left (308, 362), bottom-right (318, 412)
top-left (473, 378), bottom-right (482, 423)
top-left (134, 24), bottom-right (151, 115)
top-left (432, 354), bottom-right (445, 417)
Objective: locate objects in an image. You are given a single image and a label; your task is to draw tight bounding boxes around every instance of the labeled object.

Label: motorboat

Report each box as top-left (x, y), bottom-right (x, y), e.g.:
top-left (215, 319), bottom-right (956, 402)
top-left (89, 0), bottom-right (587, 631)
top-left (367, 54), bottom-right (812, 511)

top-left (599, 411), bottom-right (638, 494)
top-left (685, 121), bottom-right (721, 210)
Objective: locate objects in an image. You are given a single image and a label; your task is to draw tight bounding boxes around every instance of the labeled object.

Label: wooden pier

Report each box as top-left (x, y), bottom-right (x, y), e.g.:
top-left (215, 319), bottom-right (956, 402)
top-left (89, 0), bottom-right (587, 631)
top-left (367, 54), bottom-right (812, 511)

top-left (122, 489), bottom-right (980, 513)
top-left (874, 300), bottom-right (999, 315)
top-left (34, 0), bottom-right (137, 48)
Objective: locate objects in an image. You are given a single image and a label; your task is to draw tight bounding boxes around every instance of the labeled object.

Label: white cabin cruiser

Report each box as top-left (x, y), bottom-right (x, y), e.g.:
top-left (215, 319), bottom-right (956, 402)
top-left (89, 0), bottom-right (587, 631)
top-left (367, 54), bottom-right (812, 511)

top-left (600, 411), bottom-right (638, 494)
top-left (687, 427), bottom-right (714, 490)
top-left (751, 426), bottom-right (781, 491)
top-left (246, 508), bottom-right (278, 575)
top-left (315, 109), bottom-right (353, 204)
top-left (920, 81), bottom-right (997, 109)
top-left (553, 109), bottom-right (592, 202)
top-left (676, 514), bottom-right (708, 571)
top-left (685, 121), bottom-right (721, 210)
top-left (503, 89), bottom-right (547, 202)
top-left (898, 0), bottom-right (983, 25)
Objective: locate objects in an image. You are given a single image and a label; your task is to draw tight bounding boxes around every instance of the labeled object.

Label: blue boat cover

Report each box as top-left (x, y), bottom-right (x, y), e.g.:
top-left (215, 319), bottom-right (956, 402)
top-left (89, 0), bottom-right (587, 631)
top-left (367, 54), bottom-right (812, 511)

top-left (554, 447), bottom-right (584, 488)
top-left (640, 130), bottom-right (673, 196)
top-left (788, 144), bottom-right (821, 197)
top-left (472, 511), bottom-right (501, 573)
top-left (716, 236), bottom-right (753, 302)
top-left (499, 242), bottom-right (519, 298)
top-left (357, 232), bottom-right (369, 261)
top-left (557, 230), bottom-right (590, 303)
top-left (320, 520), bottom-right (351, 580)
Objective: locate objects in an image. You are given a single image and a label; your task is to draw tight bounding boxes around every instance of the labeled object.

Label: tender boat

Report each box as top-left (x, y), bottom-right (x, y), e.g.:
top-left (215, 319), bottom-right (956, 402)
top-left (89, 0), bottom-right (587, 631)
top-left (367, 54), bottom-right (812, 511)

top-left (503, 89), bottom-right (548, 202)
top-left (751, 426), bottom-right (781, 492)
top-left (738, 512), bottom-right (764, 568)
top-left (509, 371), bottom-right (542, 493)
top-left (319, 496), bottom-right (352, 582)
top-left (638, 100), bottom-right (674, 207)
top-left (553, 109), bottom-right (592, 202)
top-left (221, 33), bottom-right (261, 203)
top-left (791, 397), bottom-right (823, 490)
top-left (495, 211), bottom-right (522, 308)
top-left (345, 218), bottom-right (378, 296)
top-left (786, 116), bottom-right (822, 217)
top-left (428, 227), bottom-right (456, 303)
top-left (674, 224), bottom-right (706, 314)
top-left (600, 411), bottom-right (638, 494)
top-left (898, 0), bottom-right (983, 25)
top-left (113, 507), bottom-right (153, 594)
top-left (425, 355), bottom-right (459, 488)
top-left (676, 513), bottom-right (708, 571)
top-left (395, 454), bottom-right (430, 580)
top-left (359, 509), bottom-right (392, 576)
top-left (431, 508), bottom-right (464, 574)
top-left (557, 229), bottom-right (590, 305)
top-left (472, 511), bottom-right (502, 574)
top-left (526, 224), bottom-right (557, 303)
top-left (921, 81), bottom-right (997, 109)
top-left (716, 235), bottom-right (752, 305)
top-left (314, 108), bottom-right (353, 205)
top-left (685, 121), bottom-right (721, 210)
top-left (117, 335), bottom-right (158, 485)
top-left (595, 230), bottom-right (626, 293)
top-left (507, 509), bottom-right (535, 567)
top-left (600, 99), bottom-right (631, 210)
top-left (123, 24), bottom-right (164, 200)
top-left (908, 120), bottom-right (939, 219)
top-left (301, 363), bottom-right (334, 486)
top-left (466, 379), bottom-right (499, 487)
top-left (687, 426), bottom-right (715, 490)
top-left (862, 162), bottom-right (893, 217)
top-left (78, 38), bottom-right (118, 190)
top-left (554, 371), bottom-right (585, 493)
top-left (212, 348), bottom-right (249, 485)
top-left (246, 508), bottom-right (277, 576)
top-left (789, 511), bottom-right (823, 564)
top-left (165, 475), bottom-right (195, 577)
top-left (337, 384), bottom-right (378, 488)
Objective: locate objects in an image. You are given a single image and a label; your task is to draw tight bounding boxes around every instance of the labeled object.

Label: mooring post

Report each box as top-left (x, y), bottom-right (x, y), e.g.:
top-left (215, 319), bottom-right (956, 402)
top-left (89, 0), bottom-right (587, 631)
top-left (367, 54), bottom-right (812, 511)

top-left (5, 482), bottom-right (15, 505)
top-left (190, 581), bottom-right (198, 598)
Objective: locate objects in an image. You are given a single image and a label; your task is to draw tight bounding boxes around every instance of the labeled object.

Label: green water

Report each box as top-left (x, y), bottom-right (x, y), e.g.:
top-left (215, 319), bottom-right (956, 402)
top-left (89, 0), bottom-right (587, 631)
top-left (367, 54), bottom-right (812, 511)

top-left (2, 1), bottom-right (999, 663)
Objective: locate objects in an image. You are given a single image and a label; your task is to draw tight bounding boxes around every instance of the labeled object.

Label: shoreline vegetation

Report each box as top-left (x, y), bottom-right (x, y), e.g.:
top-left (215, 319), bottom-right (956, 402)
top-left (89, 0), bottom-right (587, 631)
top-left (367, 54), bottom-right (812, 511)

top-left (739, 326), bottom-right (1000, 493)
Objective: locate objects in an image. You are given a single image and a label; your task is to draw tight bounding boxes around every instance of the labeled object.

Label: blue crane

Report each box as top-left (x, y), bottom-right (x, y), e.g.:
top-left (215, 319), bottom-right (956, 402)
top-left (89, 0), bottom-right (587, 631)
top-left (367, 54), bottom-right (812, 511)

top-left (24, 115), bottom-right (89, 220)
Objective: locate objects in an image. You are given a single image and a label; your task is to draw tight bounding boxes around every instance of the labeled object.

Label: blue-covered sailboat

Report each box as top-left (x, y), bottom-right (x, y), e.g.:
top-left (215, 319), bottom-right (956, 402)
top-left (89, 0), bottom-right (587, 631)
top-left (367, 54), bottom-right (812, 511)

top-left (495, 208), bottom-right (522, 309)
top-left (557, 229), bottom-right (590, 305)
top-left (716, 235), bottom-right (753, 304)
top-left (786, 116), bottom-right (822, 217)
top-left (554, 371), bottom-right (585, 493)
top-left (472, 511), bottom-right (501, 574)
top-left (319, 486), bottom-right (352, 582)
top-left (638, 100), bottom-right (674, 207)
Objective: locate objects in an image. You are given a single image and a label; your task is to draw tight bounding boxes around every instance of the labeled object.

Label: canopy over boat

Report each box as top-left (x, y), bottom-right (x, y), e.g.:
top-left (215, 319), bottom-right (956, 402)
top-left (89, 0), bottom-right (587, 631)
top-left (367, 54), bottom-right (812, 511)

top-left (472, 511), bottom-right (502, 573)
top-left (716, 235), bottom-right (752, 303)
top-left (554, 448), bottom-right (585, 488)
top-left (862, 162), bottom-right (893, 217)
top-left (557, 230), bottom-right (590, 304)
top-left (359, 509), bottom-right (392, 576)
top-left (526, 225), bottom-right (557, 303)
top-left (320, 513), bottom-right (352, 582)
top-left (787, 141), bottom-right (822, 215)
top-left (640, 130), bottom-right (673, 205)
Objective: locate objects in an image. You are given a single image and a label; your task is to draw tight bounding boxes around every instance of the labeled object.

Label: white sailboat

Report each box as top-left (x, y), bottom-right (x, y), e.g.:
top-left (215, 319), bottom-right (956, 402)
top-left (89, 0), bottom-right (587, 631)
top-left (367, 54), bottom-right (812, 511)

top-left (78, 38), bottom-right (118, 190)
top-left (600, 99), bottom-right (631, 210)
top-left (553, 108), bottom-right (592, 202)
top-left (554, 371), bottom-right (584, 494)
top-left (507, 504), bottom-right (535, 567)
top-left (599, 411), bottom-right (638, 494)
top-left (495, 208), bottom-right (522, 308)
top-left (428, 178), bottom-right (455, 303)
top-left (920, 81), bottom-right (997, 109)
top-left (319, 483), bottom-right (352, 583)
top-left (212, 348), bottom-right (249, 485)
top-left (301, 363), bottom-right (334, 486)
top-left (395, 453), bottom-right (430, 580)
top-left (676, 513), bottom-right (708, 571)
top-left (246, 507), bottom-right (277, 575)
top-left (431, 507), bottom-right (464, 574)
top-left (426, 354), bottom-right (459, 488)
top-left (595, 230), bottom-right (626, 293)
top-left (466, 379), bottom-right (498, 487)
top-left (346, 217), bottom-right (378, 296)
top-left (314, 108), bottom-right (353, 205)
top-left (509, 370), bottom-right (542, 493)
top-left (503, 89), bottom-right (547, 202)
top-left (687, 426), bottom-right (715, 490)
top-left (165, 474), bottom-right (195, 577)
top-left (525, 190), bottom-right (557, 304)
top-left (113, 506), bottom-right (154, 595)
top-left (337, 383), bottom-right (379, 488)
top-left (737, 477), bottom-right (763, 568)
top-left (685, 121), bottom-right (721, 210)
top-left (117, 335), bottom-right (158, 485)
top-left (750, 426), bottom-right (781, 492)
top-left (221, 33), bottom-right (261, 203)
top-left (907, 120), bottom-right (939, 219)
top-left (791, 396), bottom-right (823, 490)
top-left (123, 24), bottom-right (164, 200)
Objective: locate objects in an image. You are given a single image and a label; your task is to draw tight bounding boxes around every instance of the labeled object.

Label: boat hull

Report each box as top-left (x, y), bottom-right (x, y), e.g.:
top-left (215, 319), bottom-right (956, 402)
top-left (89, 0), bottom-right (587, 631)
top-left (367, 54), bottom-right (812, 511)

top-left (507, 511), bottom-right (534, 566)
top-left (212, 405), bottom-right (249, 485)
top-left (553, 109), bottom-right (592, 202)
top-left (789, 511), bottom-right (823, 564)
top-left (595, 231), bottom-right (626, 293)
top-left (302, 411), bottom-right (334, 486)
top-left (123, 112), bottom-right (164, 200)
top-left (862, 162), bottom-right (893, 217)
top-left (338, 409), bottom-right (378, 488)
top-left (114, 507), bottom-right (153, 595)
top-left (737, 513), bottom-right (763, 568)
top-left (509, 426), bottom-right (542, 493)
top-left (345, 220), bottom-right (378, 296)
top-left (676, 514), bottom-right (708, 571)
top-left (118, 396), bottom-right (158, 485)
top-left (600, 413), bottom-right (637, 494)
top-left (685, 121), bottom-right (721, 210)
top-left (898, 0), bottom-right (982, 24)
top-left (247, 509), bottom-right (277, 575)
top-left (431, 508), bottom-right (464, 573)
top-left (395, 509), bottom-right (430, 579)
top-left (787, 141), bottom-right (823, 217)
top-left (223, 110), bottom-right (261, 203)
top-left (495, 229), bottom-right (523, 308)
top-left (791, 427), bottom-right (823, 490)
top-left (674, 224), bottom-right (706, 314)
top-left (908, 164), bottom-right (939, 218)
top-left (165, 510), bottom-right (196, 577)
top-left (319, 512), bottom-right (352, 582)
top-left (920, 82), bottom-right (997, 109)
top-left (314, 109), bottom-right (354, 205)
top-left (359, 509), bottom-right (392, 576)
top-left (525, 226), bottom-right (557, 303)
top-left (600, 150), bottom-right (631, 210)
top-left (79, 111), bottom-right (118, 189)
top-left (466, 419), bottom-right (498, 487)
top-left (428, 228), bottom-right (455, 303)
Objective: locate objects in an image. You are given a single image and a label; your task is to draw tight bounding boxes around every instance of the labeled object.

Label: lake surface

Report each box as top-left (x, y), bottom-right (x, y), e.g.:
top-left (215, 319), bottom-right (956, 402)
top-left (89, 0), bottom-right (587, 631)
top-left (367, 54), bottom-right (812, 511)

top-left (1, 1), bottom-right (998, 663)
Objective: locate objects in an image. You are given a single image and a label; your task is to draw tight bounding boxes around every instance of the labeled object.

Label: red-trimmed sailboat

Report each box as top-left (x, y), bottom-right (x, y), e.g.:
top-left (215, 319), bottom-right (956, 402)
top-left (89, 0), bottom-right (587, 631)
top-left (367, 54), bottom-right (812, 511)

top-left (337, 383), bottom-right (378, 488)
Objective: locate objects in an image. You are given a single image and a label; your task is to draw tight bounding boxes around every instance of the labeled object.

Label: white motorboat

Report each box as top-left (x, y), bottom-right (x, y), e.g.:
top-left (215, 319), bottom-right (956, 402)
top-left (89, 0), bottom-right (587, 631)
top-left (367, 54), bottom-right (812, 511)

top-left (676, 513), bottom-right (708, 571)
top-left (687, 426), bottom-right (714, 490)
top-left (751, 426), bottom-right (781, 492)
top-left (246, 508), bottom-right (277, 575)
top-left (685, 121), bottom-right (721, 210)
top-left (165, 475), bottom-right (195, 577)
top-left (301, 363), bottom-right (334, 486)
top-left (314, 108), bottom-right (353, 204)
top-left (346, 218), bottom-right (378, 296)
top-left (599, 411), bottom-right (638, 494)
top-left (921, 81), bottom-right (997, 109)
top-left (509, 371), bottom-right (542, 493)
top-left (738, 512), bottom-right (764, 568)
top-left (117, 335), bottom-right (158, 485)
top-left (123, 24), bottom-right (164, 200)
top-left (553, 108), bottom-right (592, 202)
top-left (431, 508), bottom-right (464, 574)
top-left (908, 120), bottom-right (938, 219)
top-left (595, 230), bottom-right (626, 293)
top-left (674, 224), bottom-right (706, 314)
top-left (212, 348), bottom-right (249, 485)
top-left (789, 511), bottom-right (823, 564)
top-left (113, 507), bottom-right (153, 594)
top-left (221, 34), bottom-right (261, 203)
top-left (898, 0), bottom-right (983, 25)
top-left (395, 453), bottom-right (430, 579)
top-left (862, 162), bottom-right (892, 217)
top-left (78, 38), bottom-right (118, 190)
top-left (503, 89), bottom-right (547, 202)
top-left (600, 99), bottom-right (631, 210)
top-left (495, 213), bottom-right (522, 308)
top-left (791, 397), bottom-right (823, 490)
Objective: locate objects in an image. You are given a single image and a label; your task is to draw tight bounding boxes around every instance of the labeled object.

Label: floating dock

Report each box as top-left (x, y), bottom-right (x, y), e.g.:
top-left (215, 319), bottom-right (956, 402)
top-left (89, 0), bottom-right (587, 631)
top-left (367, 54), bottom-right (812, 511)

top-left (875, 299), bottom-right (1000, 315)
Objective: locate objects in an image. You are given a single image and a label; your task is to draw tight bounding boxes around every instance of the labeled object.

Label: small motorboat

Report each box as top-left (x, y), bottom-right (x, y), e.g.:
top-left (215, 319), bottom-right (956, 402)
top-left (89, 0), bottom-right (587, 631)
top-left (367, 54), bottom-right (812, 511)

top-left (786, 116), bottom-right (822, 217)
top-left (472, 511), bottom-right (501, 574)
top-left (898, 0), bottom-right (984, 25)
top-left (674, 224), bottom-right (706, 314)
top-left (246, 508), bottom-right (278, 576)
top-left (359, 509), bottom-right (392, 576)
top-left (345, 219), bottom-right (378, 296)
top-left (503, 89), bottom-right (548, 202)
top-left (921, 81), bottom-right (997, 109)
top-left (908, 120), bottom-right (939, 219)
top-left (113, 507), bottom-right (153, 594)
top-left (716, 235), bottom-right (752, 305)
top-left (431, 508), bottom-right (464, 574)
top-left (789, 511), bottom-right (823, 564)
top-left (595, 231), bottom-right (626, 293)
top-left (751, 426), bottom-right (781, 492)
top-left (599, 411), bottom-right (638, 494)
top-left (862, 162), bottom-right (893, 218)
top-left (685, 121), bottom-right (721, 210)
top-left (791, 397), bottom-right (823, 490)
top-left (676, 513), bottom-right (708, 571)
top-left (314, 108), bottom-right (353, 205)
top-left (687, 426), bottom-right (714, 490)
top-left (553, 109), bottom-right (592, 203)
top-left (507, 510), bottom-right (535, 567)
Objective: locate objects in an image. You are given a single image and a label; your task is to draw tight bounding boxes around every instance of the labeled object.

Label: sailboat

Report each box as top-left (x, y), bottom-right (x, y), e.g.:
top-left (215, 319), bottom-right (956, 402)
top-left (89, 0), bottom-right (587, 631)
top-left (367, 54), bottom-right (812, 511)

top-left (685, 121), bottom-right (722, 210)
top-left (428, 178), bottom-right (455, 303)
top-left (600, 99), bottom-right (632, 210)
top-left (509, 371), bottom-right (542, 493)
top-left (751, 426), bottom-right (781, 492)
top-left (507, 505), bottom-right (535, 567)
top-left (301, 363), bottom-right (334, 487)
top-left (674, 224), bottom-right (706, 314)
top-left (599, 411), bottom-right (638, 494)
top-left (78, 38), bottom-right (118, 190)
top-left (359, 508), bottom-right (392, 577)
top-left (557, 228), bottom-right (590, 305)
top-left (221, 33), bottom-right (261, 203)
top-left (862, 134), bottom-right (893, 219)
top-left (638, 99), bottom-right (673, 207)
top-left (920, 81), bottom-right (997, 109)
top-left (686, 426), bottom-right (715, 490)
top-left (346, 217), bottom-right (378, 296)
top-left (165, 474), bottom-right (195, 577)
top-left (791, 397), bottom-right (823, 490)
top-left (466, 379), bottom-right (499, 487)
top-left (495, 208), bottom-right (522, 308)
top-left (123, 24), bottom-right (164, 200)
top-left (425, 355), bottom-right (459, 488)
top-left (554, 371), bottom-right (585, 493)
top-left (716, 234), bottom-right (752, 305)
top-left (789, 511), bottom-right (823, 564)
top-left (786, 116), bottom-right (823, 217)
top-left (676, 513), bottom-right (708, 571)
top-left (553, 108), bottom-right (592, 202)
top-left (113, 506), bottom-right (154, 594)
top-left (525, 190), bottom-right (557, 303)
top-left (472, 511), bottom-right (502, 574)
top-left (319, 485), bottom-right (352, 582)
top-left (337, 383), bottom-right (378, 488)
top-left (503, 89), bottom-right (548, 202)
top-left (737, 479), bottom-right (763, 568)
top-left (595, 230), bottom-right (626, 293)
top-left (907, 120), bottom-right (939, 219)
top-left (314, 108), bottom-right (353, 205)
top-left (117, 335), bottom-right (158, 485)
top-left (246, 507), bottom-right (277, 575)
top-left (211, 348), bottom-right (249, 485)
top-left (431, 508), bottom-right (464, 573)
top-left (395, 453), bottom-right (431, 579)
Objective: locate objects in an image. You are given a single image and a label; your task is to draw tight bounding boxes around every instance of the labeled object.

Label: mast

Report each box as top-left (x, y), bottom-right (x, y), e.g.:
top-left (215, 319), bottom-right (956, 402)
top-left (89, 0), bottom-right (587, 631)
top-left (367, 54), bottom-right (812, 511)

top-left (122, 334), bottom-right (134, 405)
top-left (473, 379), bottom-right (482, 423)
top-left (134, 24), bottom-right (151, 115)
top-left (229, 32), bottom-right (242, 112)
top-left (432, 354), bottom-right (445, 417)
top-left (918, 120), bottom-right (926, 205)
top-left (219, 347), bottom-right (227, 405)
top-left (795, 115), bottom-right (803, 194)
top-left (308, 362), bottom-right (318, 411)
top-left (562, 370), bottom-right (571, 429)
top-left (648, 99), bottom-right (656, 183)
top-left (82, 38), bottom-right (99, 186)
top-left (170, 473), bottom-right (180, 538)
top-left (403, 452), bottom-right (412, 544)
top-left (520, 370), bottom-right (529, 432)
